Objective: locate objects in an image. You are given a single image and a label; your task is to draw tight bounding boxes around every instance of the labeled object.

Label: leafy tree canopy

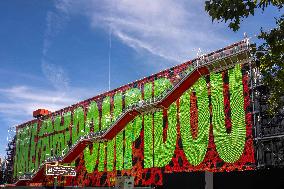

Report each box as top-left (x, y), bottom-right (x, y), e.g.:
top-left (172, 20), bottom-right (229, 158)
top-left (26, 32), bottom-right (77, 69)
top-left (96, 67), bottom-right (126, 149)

top-left (205, 0), bottom-right (284, 112)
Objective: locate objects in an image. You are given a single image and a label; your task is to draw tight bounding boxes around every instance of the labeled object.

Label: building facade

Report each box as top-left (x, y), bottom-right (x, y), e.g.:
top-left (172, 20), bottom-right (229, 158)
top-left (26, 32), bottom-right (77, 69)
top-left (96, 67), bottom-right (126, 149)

top-left (13, 40), bottom-right (255, 187)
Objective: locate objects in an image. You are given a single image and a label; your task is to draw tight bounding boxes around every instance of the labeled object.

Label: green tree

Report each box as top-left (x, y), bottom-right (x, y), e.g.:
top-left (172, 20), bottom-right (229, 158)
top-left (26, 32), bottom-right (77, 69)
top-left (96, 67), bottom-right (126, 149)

top-left (205, 0), bottom-right (284, 112)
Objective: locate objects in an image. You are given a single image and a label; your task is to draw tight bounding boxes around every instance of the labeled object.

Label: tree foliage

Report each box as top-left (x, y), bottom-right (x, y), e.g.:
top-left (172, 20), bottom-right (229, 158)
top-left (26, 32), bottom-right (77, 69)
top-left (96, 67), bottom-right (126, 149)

top-left (205, 0), bottom-right (284, 112)
top-left (257, 16), bottom-right (284, 111)
top-left (3, 137), bottom-right (15, 184)
top-left (205, 0), bottom-right (283, 31)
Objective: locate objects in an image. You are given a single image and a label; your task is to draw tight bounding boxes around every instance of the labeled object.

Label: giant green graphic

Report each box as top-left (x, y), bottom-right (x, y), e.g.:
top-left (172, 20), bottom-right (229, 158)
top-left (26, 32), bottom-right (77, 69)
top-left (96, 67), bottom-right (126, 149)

top-left (180, 77), bottom-right (210, 166)
top-left (144, 82), bottom-right (154, 168)
top-left (211, 64), bottom-right (246, 163)
top-left (84, 101), bottom-right (99, 173)
top-left (153, 78), bottom-right (177, 168)
top-left (124, 88), bottom-right (142, 169)
top-left (13, 65), bottom-right (250, 179)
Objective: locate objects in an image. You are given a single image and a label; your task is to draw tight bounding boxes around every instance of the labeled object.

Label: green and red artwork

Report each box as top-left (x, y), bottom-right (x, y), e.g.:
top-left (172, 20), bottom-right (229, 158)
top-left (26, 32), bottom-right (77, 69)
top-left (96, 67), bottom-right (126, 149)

top-left (13, 62), bottom-right (255, 187)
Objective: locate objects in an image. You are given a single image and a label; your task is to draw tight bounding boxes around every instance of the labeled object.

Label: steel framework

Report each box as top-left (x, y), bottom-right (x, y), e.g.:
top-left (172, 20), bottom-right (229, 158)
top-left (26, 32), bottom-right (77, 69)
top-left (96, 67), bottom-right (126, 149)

top-left (251, 63), bottom-right (284, 168)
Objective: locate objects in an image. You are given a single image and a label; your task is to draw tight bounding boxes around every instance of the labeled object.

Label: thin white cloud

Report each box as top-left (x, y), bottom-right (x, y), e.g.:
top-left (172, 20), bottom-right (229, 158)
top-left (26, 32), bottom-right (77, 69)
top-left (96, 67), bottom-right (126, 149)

top-left (54, 0), bottom-right (231, 64)
top-left (113, 30), bottom-right (179, 62)
top-left (41, 2), bottom-right (71, 91)
top-left (0, 86), bottom-right (74, 104)
top-left (0, 85), bottom-right (101, 126)
top-left (41, 61), bottom-right (70, 91)
top-left (43, 8), bottom-right (69, 56)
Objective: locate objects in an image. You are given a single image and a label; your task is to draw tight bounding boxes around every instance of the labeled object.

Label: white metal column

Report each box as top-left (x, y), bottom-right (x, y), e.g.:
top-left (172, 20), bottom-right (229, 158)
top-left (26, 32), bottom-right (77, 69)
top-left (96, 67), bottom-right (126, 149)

top-left (205, 171), bottom-right (213, 189)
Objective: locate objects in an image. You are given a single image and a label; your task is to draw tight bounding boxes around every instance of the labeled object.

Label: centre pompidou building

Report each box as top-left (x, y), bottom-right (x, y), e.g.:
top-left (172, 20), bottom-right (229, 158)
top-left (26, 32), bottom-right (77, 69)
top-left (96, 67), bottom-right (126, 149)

top-left (11, 39), bottom-right (283, 188)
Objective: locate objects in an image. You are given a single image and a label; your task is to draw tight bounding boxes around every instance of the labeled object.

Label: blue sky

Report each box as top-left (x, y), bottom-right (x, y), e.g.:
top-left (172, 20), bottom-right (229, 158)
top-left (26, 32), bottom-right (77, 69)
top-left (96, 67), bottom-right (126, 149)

top-left (0, 0), bottom-right (281, 157)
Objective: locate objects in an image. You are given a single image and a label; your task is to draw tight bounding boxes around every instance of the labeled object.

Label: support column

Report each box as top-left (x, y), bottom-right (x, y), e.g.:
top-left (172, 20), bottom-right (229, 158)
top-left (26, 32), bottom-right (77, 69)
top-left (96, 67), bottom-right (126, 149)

top-left (205, 171), bottom-right (213, 189)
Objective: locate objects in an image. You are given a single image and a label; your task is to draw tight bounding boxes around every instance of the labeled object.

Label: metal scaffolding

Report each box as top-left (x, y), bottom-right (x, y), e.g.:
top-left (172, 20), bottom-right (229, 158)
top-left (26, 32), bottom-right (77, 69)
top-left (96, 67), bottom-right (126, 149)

top-left (251, 62), bottom-right (284, 168)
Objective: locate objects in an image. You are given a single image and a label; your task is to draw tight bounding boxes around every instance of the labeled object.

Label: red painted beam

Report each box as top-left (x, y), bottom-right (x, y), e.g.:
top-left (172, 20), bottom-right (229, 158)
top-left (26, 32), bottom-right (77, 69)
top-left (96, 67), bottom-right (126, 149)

top-left (103, 110), bottom-right (140, 140)
top-left (159, 67), bottom-right (209, 108)
top-left (62, 141), bottom-right (91, 163)
top-left (31, 165), bottom-right (45, 182)
top-left (15, 180), bottom-right (29, 186)
top-left (102, 68), bottom-right (208, 140)
top-left (15, 165), bottom-right (45, 186)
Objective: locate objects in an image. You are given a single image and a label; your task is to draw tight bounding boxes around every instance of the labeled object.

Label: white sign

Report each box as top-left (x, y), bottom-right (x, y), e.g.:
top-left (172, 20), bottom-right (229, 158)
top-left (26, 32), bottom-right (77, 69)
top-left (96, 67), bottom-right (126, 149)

top-left (45, 164), bottom-right (76, 176)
